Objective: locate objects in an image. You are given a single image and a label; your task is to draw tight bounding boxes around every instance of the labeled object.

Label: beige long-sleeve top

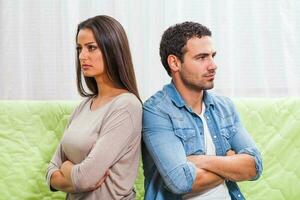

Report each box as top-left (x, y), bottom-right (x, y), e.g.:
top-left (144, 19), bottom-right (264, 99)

top-left (46, 93), bottom-right (142, 200)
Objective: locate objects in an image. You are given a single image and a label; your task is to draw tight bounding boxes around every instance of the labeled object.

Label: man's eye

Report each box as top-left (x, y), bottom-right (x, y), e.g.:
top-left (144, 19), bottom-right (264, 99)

top-left (198, 56), bottom-right (206, 60)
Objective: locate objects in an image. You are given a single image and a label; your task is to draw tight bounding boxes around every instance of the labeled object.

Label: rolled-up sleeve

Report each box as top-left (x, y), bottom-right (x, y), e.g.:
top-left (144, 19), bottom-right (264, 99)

top-left (239, 146), bottom-right (263, 180)
top-left (229, 99), bottom-right (263, 180)
top-left (46, 143), bottom-right (67, 191)
top-left (142, 106), bottom-right (196, 194)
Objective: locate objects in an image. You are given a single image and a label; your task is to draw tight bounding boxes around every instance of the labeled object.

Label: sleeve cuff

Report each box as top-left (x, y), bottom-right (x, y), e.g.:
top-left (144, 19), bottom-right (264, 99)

top-left (46, 164), bottom-right (59, 192)
top-left (187, 161), bottom-right (197, 182)
top-left (238, 147), bottom-right (263, 180)
top-left (185, 161), bottom-right (197, 191)
top-left (71, 164), bottom-right (80, 192)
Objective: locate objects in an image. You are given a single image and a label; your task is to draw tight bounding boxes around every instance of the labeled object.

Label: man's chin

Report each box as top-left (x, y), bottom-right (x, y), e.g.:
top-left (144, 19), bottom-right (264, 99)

top-left (205, 84), bottom-right (214, 90)
top-left (188, 84), bottom-right (214, 92)
top-left (201, 82), bottom-right (214, 90)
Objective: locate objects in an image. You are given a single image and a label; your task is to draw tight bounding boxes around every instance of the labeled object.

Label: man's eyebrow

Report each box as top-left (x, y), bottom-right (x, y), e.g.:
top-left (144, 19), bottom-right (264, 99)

top-left (195, 53), bottom-right (209, 57)
top-left (193, 51), bottom-right (217, 58)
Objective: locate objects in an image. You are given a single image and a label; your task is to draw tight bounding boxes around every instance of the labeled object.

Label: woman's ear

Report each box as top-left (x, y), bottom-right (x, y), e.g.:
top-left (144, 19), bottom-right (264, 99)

top-left (167, 55), bottom-right (181, 73)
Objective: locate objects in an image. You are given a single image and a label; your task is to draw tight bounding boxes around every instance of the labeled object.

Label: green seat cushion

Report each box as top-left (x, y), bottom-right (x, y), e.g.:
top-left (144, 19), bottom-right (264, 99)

top-left (0, 101), bottom-right (77, 200)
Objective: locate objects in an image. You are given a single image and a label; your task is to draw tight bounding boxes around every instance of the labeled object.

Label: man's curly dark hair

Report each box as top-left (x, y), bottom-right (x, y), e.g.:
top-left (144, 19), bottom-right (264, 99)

top-left (159, 22), bottom-right (212, 76)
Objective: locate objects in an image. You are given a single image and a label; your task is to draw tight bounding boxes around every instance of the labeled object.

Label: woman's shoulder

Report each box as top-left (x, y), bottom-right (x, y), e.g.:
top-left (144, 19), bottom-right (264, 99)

top-left (77, 96), bottom-right (93, 109)
top-left (72, 96), bottom-right (93, 114)
top-left (110, 93), bottom-right (142, 113)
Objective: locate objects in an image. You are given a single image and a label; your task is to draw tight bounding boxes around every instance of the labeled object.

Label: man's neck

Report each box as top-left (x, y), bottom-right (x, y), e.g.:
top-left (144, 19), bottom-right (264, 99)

top-left (172, 80), bottom-right (204, 115)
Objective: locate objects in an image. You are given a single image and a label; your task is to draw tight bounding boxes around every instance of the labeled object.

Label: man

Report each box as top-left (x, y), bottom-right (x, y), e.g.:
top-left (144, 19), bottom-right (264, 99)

top-left (142, 22), bottom-right (263, 200)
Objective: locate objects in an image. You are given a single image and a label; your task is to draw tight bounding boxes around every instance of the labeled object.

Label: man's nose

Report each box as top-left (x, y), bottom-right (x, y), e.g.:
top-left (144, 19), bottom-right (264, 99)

top-left (209, 58), bottom-right (217, 70)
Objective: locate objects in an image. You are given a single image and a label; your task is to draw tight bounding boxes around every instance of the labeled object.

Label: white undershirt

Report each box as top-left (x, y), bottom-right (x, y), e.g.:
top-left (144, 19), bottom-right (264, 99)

top-left (183, 103), bottom-right (231, 200)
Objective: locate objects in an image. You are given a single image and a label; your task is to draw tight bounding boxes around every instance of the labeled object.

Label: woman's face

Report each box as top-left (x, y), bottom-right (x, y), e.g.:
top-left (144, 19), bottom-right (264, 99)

top-left (77, 28), bottom-right (105, 78)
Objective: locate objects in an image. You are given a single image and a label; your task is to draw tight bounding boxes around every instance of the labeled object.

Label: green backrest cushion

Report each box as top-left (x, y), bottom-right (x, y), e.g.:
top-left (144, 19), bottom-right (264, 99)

top-left (0, 101), bottom-right (76, 200)
top-left (0, 99), bottom-right (299, 200)
top-left (234, 98), bottom-right (300, 200)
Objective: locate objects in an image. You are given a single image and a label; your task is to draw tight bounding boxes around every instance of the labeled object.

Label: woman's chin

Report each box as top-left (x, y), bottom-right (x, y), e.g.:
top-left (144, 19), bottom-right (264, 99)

top-left (82, 72), bottom-right (94, 77)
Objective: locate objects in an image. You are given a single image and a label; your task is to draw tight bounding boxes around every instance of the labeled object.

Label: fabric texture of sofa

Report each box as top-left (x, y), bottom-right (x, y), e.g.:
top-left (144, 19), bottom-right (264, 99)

top-left (0, 99), bottom-right (299, 200)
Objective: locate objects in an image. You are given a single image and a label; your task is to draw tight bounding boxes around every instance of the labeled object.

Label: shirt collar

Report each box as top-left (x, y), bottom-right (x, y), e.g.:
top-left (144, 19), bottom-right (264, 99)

top-left (164, 82), bottom-right (186, 108)
top-left (203, 90), bottom-right (215, 109)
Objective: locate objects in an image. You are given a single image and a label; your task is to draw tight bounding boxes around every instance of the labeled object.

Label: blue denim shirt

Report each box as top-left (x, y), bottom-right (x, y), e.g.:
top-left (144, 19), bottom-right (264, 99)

top-left (142, 82), bottom-right (263, 200)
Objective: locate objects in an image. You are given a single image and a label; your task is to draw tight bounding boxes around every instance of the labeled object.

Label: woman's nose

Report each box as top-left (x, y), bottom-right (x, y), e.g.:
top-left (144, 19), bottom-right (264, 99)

top-left (79, 49), bottom-right (88, 60)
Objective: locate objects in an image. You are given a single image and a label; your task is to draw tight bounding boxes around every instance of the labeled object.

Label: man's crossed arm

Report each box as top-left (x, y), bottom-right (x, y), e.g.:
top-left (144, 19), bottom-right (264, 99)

top-left (188, 150), bottom-right (256, 193)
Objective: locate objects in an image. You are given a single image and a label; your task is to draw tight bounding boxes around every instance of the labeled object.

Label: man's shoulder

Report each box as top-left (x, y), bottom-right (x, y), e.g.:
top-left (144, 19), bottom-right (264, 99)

top-left (143, 88), bottom-right (170, 109)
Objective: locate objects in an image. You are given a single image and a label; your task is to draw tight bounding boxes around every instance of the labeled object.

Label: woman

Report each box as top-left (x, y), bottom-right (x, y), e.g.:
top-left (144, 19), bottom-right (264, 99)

top-left (46, 15), bottom-right (142, 200)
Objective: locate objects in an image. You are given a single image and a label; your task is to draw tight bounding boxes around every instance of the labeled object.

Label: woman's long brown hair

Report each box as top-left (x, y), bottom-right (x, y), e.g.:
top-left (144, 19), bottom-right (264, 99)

top-left (75, 15), bottom-right (141, 102)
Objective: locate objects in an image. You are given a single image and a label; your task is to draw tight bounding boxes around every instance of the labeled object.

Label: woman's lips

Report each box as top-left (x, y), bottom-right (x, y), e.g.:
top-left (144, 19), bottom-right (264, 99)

top-left (82, 65), bottom-right (92, 70)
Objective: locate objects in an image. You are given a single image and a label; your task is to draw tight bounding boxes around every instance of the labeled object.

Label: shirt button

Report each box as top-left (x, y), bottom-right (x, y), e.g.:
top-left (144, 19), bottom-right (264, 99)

top-left (206, 116), bottom-right (209, 120)
top-left (213, 135), bottom-right (217, 138)
top-left (238, 194), bottom-right (241, 197)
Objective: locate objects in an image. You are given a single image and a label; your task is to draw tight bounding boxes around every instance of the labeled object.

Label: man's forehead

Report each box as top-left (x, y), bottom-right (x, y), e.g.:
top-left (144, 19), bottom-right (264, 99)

top-left (185, 36), bottom-right (215, 54)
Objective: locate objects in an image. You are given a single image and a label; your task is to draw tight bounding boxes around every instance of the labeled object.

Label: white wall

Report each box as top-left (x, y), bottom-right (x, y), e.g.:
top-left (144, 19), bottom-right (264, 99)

top-left (0, 0), bottom-right (299, 100)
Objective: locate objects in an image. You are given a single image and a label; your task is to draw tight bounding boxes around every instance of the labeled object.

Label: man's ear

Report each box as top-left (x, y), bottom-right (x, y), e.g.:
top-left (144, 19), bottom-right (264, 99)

top-left (167, 55), bottom-right (181, 73)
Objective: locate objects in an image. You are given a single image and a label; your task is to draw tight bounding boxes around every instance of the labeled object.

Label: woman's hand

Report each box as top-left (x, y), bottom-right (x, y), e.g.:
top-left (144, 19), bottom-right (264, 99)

top-left (87, 170), bottom-right (110, 191)
top-left (60, 160), bottom-right (109, 191)
top-left (50, 169), bottom-right (75, 193)
top-left (61, 160), bottom-right (74, 181)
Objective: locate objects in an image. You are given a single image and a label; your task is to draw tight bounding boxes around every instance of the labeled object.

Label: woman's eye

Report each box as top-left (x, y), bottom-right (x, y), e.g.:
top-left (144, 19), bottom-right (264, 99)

top-left (88, 45), bottom-right (97, 52)
top-left (76, 47), bottom-right (82, 53)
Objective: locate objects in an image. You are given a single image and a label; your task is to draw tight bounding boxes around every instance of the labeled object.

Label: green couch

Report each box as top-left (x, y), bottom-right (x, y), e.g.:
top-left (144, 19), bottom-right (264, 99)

top-left (0, 99), bottom-right (299, 200)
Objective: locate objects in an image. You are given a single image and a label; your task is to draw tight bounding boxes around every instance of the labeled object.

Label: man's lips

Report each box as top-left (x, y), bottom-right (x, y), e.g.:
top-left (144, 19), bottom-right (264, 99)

top-left (203, 73), bottom-right (216, 81)
top-left (204, 73), bottom-right (216, 78)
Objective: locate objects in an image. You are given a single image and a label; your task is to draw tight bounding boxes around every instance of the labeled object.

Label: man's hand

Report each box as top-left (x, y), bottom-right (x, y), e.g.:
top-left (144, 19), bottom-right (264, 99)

top-left (187, 155), bottom-right (202, 164)
top-left (187, 155), bottom-right (224, 193)
top-left (188, 151), bottom-right (256, 181)
top-left (188, 149), bottom-right (236, 168)
top-left (226, 149), bottom-right (236, 156)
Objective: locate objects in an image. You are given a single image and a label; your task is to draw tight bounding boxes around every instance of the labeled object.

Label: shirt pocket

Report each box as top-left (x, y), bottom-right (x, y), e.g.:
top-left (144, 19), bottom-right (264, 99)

top-left (220, 126), bottom-right (237, 152)
top-left (174, 128), bottom-right (199, 155)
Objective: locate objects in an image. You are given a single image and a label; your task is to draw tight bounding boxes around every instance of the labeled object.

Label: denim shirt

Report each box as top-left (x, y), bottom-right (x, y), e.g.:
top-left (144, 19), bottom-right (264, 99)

top-left (142, 82), bottom-right (263, 200)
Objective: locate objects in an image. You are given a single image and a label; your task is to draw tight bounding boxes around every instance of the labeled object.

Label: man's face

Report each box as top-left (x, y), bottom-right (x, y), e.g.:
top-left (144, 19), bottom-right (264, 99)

top-left (178, 36), bottom-right (217, 91)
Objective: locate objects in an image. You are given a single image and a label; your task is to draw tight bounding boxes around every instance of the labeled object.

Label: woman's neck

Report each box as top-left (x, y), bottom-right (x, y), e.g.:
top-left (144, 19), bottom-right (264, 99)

top-left (90, 76), bottom-right (128, 110)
